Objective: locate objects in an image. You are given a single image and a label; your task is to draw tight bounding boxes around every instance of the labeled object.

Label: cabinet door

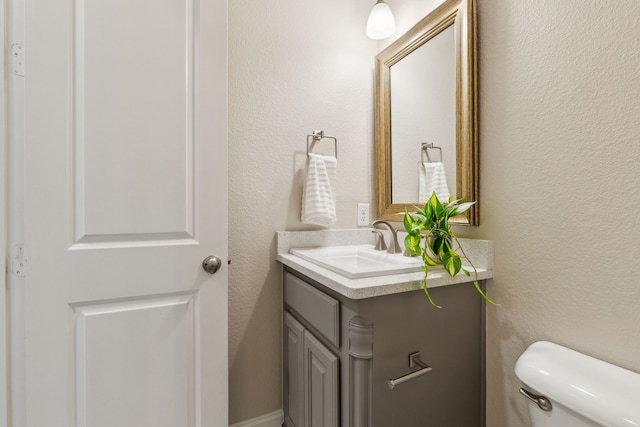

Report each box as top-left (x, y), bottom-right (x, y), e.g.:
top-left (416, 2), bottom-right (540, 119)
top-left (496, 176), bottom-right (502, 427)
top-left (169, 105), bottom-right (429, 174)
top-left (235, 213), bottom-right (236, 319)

top-left (285, 314), bottom-right (305, 427)
top-left (304, 332), bottom-right (339, 427)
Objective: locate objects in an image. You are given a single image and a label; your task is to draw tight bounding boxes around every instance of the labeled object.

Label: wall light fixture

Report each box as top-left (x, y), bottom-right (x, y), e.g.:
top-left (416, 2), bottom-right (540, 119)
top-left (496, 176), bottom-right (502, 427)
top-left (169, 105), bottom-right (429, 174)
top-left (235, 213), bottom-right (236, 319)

top-left (366, 0), bottom-right (396, 40)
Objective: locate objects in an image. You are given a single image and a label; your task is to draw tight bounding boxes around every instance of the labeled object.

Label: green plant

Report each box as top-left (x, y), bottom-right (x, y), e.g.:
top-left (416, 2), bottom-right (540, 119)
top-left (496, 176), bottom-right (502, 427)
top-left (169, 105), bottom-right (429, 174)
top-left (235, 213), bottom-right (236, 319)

top-left (403, 192), bottom-right (497, 308)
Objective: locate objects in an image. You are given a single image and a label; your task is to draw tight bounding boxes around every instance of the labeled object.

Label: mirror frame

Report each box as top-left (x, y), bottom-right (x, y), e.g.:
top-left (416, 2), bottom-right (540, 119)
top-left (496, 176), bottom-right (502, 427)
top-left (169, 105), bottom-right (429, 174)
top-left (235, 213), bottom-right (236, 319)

top-left (374, 0), bottom-right (478, 224)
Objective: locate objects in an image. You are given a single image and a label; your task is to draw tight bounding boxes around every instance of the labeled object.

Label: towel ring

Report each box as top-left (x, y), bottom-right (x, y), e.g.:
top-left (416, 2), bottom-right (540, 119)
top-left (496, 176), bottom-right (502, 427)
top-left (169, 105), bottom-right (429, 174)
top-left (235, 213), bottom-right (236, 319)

top-left (307, 130), bottom-right (338, 159)
top-left (421, 142), bottom-right (442, 163)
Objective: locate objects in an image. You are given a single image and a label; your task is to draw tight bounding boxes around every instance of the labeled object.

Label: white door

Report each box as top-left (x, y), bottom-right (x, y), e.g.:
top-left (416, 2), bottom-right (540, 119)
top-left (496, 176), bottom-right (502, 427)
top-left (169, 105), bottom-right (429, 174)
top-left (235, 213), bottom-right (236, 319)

top-left (22, 0), bottom-right (227, 426)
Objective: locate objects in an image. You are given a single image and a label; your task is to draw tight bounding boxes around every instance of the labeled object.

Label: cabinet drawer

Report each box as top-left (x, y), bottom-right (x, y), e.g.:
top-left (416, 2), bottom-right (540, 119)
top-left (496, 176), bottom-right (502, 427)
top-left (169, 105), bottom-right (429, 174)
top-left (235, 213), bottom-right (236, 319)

top-left (284, 272), bottom-right (340, 347)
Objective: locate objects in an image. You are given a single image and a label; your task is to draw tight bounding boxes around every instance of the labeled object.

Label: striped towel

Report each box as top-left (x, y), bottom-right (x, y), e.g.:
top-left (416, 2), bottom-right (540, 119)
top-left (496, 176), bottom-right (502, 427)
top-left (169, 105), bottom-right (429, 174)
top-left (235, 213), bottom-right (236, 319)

top-left (419, 161), bottom-right (450, 203)
top-left (301, 154), bottom-right (337, 227)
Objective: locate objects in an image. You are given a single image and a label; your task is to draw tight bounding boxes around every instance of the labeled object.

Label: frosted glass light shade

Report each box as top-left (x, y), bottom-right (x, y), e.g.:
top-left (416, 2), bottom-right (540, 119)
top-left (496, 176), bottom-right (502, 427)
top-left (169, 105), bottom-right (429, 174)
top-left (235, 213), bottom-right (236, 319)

top-left (366, 0), bottom-right (395, 40)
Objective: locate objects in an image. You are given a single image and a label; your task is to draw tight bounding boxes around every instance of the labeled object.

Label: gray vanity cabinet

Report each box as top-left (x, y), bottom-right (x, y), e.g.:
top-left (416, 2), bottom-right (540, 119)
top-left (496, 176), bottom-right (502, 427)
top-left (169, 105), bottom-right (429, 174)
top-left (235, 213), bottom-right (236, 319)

top-left (284, 314), bottom-right (306, 427)
top-left (285, 313), bottom-right (339, 427)
top-left (284, 270), bottom-right (341, 427)
top-left (283, 267), bottom-right (485, 427)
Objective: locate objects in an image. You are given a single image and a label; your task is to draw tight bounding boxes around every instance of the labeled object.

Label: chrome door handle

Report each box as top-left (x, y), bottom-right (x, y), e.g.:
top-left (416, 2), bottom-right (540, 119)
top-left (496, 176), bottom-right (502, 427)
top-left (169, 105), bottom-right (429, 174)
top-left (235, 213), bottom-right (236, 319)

top-left (202, 256), bottom-right (222, 274)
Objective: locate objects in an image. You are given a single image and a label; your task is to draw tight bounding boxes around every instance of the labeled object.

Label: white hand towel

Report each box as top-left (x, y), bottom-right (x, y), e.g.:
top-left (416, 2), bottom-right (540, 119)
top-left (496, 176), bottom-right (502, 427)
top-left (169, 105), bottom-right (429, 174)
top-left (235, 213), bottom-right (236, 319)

top-left (301, 153), bottom-right (337, 227)
top-left (419, 161), bottom-right (450, 203)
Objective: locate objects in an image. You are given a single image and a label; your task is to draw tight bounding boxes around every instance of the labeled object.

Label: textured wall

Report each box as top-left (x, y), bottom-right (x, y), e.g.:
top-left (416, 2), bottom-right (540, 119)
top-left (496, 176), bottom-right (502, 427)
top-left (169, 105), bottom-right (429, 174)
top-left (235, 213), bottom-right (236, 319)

top-left (228, 0), bottom-right (376, 423)
top-left (230, 0), bottom-right (640, 425)
top-left (470, 1), bottom-right (640, 425)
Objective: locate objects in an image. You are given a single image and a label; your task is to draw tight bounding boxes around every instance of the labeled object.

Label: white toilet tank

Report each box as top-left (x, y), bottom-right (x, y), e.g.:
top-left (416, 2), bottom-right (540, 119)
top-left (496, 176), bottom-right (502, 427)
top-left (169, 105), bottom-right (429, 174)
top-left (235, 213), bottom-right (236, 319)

top-left (515, 341), bottom-right (640, 427)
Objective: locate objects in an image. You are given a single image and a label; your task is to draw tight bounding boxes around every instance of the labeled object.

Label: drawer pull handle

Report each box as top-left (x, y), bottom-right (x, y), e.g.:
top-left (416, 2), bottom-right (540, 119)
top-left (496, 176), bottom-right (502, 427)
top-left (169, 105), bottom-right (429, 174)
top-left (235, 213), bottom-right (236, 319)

top-left (387, 352), bottom-right (433, 389)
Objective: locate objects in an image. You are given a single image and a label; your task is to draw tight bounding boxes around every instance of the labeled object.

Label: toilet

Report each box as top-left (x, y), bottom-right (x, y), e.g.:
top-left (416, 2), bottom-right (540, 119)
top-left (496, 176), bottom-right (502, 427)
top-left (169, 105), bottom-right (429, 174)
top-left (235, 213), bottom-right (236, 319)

top-left (515, 341), bottom-right (640, 427)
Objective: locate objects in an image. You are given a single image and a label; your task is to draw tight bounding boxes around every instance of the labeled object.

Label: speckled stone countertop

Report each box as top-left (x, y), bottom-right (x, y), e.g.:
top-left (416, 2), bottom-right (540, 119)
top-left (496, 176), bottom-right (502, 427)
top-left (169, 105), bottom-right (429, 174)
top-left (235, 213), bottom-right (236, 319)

top-left (276, 229), bottom-right (493, 300)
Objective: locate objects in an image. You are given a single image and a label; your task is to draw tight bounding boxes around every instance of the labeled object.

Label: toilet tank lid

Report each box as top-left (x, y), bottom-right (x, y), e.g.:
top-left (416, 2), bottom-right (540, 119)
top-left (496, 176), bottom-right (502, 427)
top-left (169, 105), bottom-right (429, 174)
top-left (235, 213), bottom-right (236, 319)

top-left (515, 341), bottom-right (640, 427)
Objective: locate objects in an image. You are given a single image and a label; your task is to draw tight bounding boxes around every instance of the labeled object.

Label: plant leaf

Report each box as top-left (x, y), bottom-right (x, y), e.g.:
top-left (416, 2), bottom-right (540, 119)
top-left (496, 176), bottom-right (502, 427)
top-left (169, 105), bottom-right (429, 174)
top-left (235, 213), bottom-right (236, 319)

top-left (422, 279), bottom-right (442, 308)
top-left (441, 252), bottom-right (462, 277)
top-left (400, 195), bottom-right (493, 307)
top-left (403, 210), bottom-right (413, 232)
top-left (429, 192), bottom-right (444, 218)
top-left (431, 236), bottom-right (445, 257)
top-left (404, 233), bottom-right (421, 255)
top-left (442, 238), bottom-right (454, 255)
top-left (473, 280), bottom-right (500, 305)
top-left (448, 201), bottom-right (476, 217)
top-left (422, 250), bottom-right (437, 266)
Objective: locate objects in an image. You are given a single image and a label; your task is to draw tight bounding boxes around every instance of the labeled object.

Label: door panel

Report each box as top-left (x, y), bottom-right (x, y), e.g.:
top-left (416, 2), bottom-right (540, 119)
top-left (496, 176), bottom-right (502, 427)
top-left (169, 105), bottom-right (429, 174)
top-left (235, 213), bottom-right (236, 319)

top-left (75, 0), bottom-right (196, 243)
top-left (22, 0), bottom-right (227, 425)
top-left (304, 332), bottom-right (339, 427)
top-left (284, 313), bottom-right (305, 427)
top-left (74, 292), bottom-right (197, 427)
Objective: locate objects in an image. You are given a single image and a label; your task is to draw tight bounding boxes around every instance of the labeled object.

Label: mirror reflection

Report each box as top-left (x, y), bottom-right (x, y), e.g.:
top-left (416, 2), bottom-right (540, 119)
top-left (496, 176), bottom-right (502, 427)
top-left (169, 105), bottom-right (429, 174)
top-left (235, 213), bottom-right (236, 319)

top-left (390, 24), bottom-right (456, 204)
top-left (374, 0), bottom-right (478, 224)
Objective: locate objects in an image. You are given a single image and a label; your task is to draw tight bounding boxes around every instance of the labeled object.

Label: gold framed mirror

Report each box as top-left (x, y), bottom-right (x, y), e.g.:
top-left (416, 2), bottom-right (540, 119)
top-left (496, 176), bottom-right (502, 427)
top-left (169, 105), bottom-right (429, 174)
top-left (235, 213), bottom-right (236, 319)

top-left (374, 0), bottom-right (478, 224)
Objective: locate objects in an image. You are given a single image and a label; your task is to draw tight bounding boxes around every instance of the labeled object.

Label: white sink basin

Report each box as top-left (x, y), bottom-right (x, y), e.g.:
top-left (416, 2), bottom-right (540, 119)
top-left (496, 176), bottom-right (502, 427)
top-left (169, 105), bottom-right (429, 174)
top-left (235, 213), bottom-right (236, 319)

top-left (290, 245), bottom-right (423, 279)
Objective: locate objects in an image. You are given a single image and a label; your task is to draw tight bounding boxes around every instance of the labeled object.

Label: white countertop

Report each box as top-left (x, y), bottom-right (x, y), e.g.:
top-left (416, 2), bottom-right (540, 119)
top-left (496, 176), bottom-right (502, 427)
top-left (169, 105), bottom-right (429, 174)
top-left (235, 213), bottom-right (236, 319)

top-left (276, 229), bottom-right (493, 300)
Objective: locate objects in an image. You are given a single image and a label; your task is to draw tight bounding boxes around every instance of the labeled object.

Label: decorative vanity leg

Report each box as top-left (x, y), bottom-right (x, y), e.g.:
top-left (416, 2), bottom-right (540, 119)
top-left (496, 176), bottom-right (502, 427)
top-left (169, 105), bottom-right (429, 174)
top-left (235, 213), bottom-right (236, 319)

top-left (349, 316), bottom-right (374, 427)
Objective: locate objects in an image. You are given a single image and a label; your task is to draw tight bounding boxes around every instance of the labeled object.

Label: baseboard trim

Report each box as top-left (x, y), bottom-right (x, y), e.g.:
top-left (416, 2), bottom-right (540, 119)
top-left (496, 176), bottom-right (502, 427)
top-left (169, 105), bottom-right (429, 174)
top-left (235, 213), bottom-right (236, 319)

top-left (230, 409), bottom-right (284, 427)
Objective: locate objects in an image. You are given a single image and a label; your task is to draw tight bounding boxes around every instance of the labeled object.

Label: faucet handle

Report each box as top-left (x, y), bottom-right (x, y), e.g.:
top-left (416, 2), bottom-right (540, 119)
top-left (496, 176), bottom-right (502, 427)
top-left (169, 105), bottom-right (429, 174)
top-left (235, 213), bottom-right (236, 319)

top-left (371, 220), bottom-right (402, 254)
top-left (390, 231), bottom-right (402, 254)
top-left (372, 230), bottom-right (387, 251)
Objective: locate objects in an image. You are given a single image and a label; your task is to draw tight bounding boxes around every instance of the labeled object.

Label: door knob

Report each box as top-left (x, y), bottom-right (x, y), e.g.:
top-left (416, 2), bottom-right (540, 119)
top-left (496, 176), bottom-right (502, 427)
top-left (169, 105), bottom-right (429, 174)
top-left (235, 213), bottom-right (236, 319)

top-left (202, 255), bottom-right (222, 274)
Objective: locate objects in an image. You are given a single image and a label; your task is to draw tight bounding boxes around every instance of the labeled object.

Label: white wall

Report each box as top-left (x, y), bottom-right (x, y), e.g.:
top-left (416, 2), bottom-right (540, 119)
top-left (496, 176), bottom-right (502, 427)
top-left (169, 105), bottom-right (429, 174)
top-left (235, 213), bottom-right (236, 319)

top-left (470, 1), bottom-right (640, 425)
top-left (230, 0), bottom-right (640, 425)
top-left (228, 0), bottom-right (376, 423)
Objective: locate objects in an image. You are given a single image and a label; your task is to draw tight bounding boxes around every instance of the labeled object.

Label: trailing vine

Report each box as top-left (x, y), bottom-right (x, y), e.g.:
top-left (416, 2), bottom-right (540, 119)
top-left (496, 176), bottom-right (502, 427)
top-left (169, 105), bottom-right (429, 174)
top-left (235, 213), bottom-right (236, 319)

top-left (403, 192), bottom-right (497, 308)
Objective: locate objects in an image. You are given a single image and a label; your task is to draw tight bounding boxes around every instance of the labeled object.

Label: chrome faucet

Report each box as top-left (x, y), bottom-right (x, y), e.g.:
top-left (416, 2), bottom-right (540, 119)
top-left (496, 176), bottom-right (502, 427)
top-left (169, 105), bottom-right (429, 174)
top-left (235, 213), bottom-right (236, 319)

top-left (371, 230), bottom-right (387, 251)
top-left (371, 220), bottom-right (402, 254)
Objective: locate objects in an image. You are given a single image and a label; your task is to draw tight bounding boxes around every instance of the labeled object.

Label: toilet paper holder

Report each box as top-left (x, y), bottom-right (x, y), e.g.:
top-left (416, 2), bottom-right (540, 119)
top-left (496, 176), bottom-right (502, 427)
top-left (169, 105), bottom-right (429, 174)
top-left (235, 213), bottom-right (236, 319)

top-left (387, 352), bottom-right (433, 389)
